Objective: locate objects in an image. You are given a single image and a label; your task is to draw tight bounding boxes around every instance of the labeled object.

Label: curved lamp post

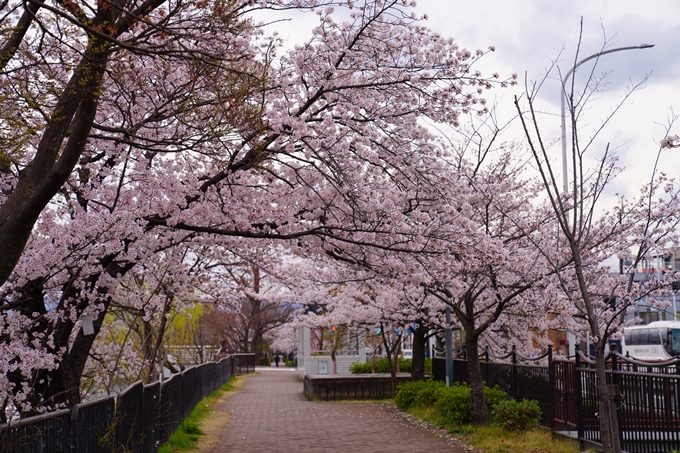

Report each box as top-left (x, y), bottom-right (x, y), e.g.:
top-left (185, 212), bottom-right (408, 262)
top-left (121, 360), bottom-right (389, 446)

top-left (560, 44), bottom-right (654, 193)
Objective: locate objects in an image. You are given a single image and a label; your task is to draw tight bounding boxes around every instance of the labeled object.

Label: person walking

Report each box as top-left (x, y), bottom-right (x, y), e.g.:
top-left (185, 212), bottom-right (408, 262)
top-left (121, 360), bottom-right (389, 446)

top-left (274, 354), bottom-right (280, 368)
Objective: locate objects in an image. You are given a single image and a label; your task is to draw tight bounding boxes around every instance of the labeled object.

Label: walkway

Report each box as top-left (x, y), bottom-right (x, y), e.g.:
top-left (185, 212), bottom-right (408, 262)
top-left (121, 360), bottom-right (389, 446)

top-left (209, 369), bottom-right (473, 453)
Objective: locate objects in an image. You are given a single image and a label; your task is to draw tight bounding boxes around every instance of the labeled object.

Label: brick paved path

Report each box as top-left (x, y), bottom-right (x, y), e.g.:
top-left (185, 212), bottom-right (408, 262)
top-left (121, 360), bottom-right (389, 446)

top-left (209, 369), bottom-right (471, 453)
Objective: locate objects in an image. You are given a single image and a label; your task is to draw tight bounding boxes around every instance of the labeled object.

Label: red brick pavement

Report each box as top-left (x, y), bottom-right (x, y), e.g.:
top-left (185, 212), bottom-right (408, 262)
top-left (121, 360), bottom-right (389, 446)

top-left (209, 369), bottom-right (473, 453)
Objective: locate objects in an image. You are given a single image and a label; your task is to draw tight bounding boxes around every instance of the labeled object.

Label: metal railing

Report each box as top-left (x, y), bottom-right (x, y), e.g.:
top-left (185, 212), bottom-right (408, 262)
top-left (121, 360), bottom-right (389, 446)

top-left (554, 347), bottom-right (680, 453)
top-left (0, 353), bottom-right (255, 453)
top-left (434, 345), bottom-right (680, 452)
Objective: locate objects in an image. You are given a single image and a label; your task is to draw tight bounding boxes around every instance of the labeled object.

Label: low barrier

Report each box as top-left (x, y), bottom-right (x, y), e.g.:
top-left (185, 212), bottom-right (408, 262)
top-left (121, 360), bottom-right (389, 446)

top-left (0, 353), bottom-right (255, 453)
top-left (304, 374), bottom-right (412, 401)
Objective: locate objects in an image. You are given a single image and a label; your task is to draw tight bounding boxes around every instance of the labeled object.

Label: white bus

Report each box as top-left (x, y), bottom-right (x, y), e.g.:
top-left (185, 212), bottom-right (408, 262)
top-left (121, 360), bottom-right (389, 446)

top-left (622, 321), bottom-right (680, 361)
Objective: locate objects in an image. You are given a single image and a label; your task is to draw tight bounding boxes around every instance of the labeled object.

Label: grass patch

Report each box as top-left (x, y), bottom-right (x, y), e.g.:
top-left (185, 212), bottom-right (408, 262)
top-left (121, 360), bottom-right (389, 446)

top-left (409, 405), bottom-right (441, 425)
top-left (466, 425), bottom-right (579, 453)
top-left (405, 406), bottom-right (580, 453)
top-left (158, 377), bottom-right (240, 453)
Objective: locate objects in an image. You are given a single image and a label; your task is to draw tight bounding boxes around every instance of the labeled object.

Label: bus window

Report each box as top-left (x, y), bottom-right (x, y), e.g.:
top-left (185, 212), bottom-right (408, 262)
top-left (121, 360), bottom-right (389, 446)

top-left (671, 329), bottom-right (680, 356)
top-left (650, 328), bottom-right (661, 345)
top-left (628, 330), bottom-right (639, 345)
top-left (639, 329), bottom-right (650, 345)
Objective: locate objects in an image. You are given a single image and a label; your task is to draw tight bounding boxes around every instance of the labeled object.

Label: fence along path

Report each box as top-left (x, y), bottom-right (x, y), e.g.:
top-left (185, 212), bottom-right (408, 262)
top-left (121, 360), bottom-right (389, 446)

top-left (208, 369), bottom-right (472, 453)
top-left (0, 354), bottom-right (255, 453)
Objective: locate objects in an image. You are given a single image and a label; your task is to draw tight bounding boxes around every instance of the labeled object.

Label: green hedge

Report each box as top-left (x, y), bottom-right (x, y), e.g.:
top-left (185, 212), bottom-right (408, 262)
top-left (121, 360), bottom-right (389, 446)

top-left (433, 383), bottom-right (508, 426)
top-left (394, 380), bottom-right (444, 410)
top-left (349, 358), bottom-right (432, 375)
top-left (394, 380), bottom-right (541, 431)
top-left (492, 399), bottom-right (542, 431)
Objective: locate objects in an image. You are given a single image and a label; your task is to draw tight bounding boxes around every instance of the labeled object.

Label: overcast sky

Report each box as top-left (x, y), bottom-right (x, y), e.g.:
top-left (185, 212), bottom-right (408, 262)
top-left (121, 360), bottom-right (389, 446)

top-left (257, 0), bottom-right (680, 201)
top-left (412, 0), bottom-right (680, 198)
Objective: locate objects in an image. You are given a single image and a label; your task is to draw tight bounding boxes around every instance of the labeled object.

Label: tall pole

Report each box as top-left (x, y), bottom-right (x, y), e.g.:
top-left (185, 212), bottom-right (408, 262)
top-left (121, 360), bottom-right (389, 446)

top-left (560, 44), bottom-right (654, 194)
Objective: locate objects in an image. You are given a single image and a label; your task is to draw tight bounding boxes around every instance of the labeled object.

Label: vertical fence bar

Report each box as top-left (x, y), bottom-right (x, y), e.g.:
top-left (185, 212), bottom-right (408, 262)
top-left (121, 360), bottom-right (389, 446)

top-left (548, 345), bottom-right (554, 430)
top-left (575, 345), bottom-right (584, 445)
top-left (610, 345), bottom-right (623, 452)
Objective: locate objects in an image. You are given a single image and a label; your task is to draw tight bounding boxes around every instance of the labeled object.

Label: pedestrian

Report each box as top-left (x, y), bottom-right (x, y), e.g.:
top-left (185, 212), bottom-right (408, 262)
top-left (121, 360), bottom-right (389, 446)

top-left (274, 354), bottom-right (280, 368)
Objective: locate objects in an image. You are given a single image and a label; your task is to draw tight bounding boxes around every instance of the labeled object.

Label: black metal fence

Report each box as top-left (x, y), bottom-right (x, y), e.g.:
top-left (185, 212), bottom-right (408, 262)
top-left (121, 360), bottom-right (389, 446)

top-left (553, 348), bottom-right (680, 453)
top-left (434, 346), bottom-right (680, 453)
top-left (0, 354), bottom-right (255, 453)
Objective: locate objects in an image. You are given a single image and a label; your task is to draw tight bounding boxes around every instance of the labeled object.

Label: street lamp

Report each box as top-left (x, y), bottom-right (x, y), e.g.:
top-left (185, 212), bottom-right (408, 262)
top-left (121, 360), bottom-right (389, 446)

top-left (560, 44), bottom-right (654, 193)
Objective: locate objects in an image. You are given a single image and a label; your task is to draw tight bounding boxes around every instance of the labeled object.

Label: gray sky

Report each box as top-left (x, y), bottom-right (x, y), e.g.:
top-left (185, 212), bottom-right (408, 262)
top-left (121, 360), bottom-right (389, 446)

top-left (257, 0), bottom-right (680, 200)
top-left (411, 0), bottom-right (680, 199)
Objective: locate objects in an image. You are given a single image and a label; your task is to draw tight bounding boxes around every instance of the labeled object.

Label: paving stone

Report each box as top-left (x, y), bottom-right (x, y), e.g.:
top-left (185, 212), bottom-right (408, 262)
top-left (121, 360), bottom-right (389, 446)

top-left (209, 370), bottom-right (473, 453)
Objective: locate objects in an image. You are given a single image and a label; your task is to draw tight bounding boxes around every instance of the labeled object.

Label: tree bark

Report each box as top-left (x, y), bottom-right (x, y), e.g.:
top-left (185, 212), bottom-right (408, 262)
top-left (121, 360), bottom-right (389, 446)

top-left (411, 324), bottom-right (427, 381)
top-left (0, 41), bottom-right (111, 287)
top-left (465, 333), bottom-right (488, 426)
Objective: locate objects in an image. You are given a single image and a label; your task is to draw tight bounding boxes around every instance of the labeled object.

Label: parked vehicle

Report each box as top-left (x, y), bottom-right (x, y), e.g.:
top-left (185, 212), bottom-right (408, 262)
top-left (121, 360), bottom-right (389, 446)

top-left (621, 320), bottom-right (680, 360)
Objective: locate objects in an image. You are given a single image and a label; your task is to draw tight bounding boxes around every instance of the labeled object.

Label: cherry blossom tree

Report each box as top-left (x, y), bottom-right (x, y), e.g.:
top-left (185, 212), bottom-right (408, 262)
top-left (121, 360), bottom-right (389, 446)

top-left (419, 148), bottom-right (554, 426)
top-left (1, 0), bottom-right (509, 417)
top-left (514, 38), bottom-right (680, 452)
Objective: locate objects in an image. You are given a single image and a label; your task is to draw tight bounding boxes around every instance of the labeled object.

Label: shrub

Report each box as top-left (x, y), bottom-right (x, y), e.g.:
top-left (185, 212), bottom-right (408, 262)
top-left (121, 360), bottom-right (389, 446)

top-left (349, 357), bottom-right (433, 374)
top-left (395, 381), bottom-right (427, 410)
top-left (394, 379), bottom-right (444, 410)
top-left (484, 385), bottom-right (508, 412)
top-left (425, 383), bottom-right (509, 426)
top-left (433, 383), bottom-right (472, 425)
top-left (413, 379), bottom-right (444, 408)
top-left (492, 399), bottom-right (542, 431)
top-left (349, 361), bottom-right (373, 374)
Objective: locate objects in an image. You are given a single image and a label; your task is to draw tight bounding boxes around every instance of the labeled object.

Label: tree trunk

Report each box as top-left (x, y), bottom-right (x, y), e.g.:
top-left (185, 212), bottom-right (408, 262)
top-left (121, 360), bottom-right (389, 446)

top-left (595, 341), bottom-right (620, 453)
top-left (465, 334), bottom-right (488, 425)
top-left (411, 324), bottom-right (427, 381)
top-left (386, 349), bottom-right (398, 397)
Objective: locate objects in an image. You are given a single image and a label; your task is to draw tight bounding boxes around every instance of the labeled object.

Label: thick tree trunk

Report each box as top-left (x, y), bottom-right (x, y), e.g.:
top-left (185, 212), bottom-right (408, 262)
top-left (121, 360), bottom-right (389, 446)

top-left (0, 40), bottom-right (111, 287)
top-left (466, 334), bottom-right (488, 426)
top-left (411, 324), bottom-right (427, 381)
top-left (14, 259), bottom-right (134, 411)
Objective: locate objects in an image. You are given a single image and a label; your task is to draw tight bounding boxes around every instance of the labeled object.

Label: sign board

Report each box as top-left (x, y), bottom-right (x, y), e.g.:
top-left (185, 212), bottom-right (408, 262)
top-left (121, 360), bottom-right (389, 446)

top-left (318, 361), bottom-right (328, 375)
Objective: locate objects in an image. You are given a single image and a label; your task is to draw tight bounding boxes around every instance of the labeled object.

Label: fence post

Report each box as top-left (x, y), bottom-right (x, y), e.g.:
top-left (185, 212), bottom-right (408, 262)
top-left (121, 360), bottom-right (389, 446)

top-left (575, 344), bottom-right (584, 445)
top-left (548, 345), bottom-right (553, 430)
top-left (609, 344), bottom-right (624, 452)
top-left (511, 345), bottom-right (517, 400)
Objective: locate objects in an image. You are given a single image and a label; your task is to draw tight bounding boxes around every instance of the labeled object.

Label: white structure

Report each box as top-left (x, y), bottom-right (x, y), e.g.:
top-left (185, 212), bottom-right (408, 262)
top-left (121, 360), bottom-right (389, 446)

top-left (297, 326), bottom-right (365, 376)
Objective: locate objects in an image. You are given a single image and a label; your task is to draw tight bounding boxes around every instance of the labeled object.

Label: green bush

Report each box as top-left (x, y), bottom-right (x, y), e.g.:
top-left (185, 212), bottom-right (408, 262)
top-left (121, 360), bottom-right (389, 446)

top-left (433, 383), bottom-right (473, 425)
top-left (492, 399), bottom-right (542, 431)
top-left (413, 379), bottom-right (444, 408)
top-left (484, 385), bottom-right (508, 412)
top-left (395, 381), bottom-right (427, 410)
top-left (427, 383), bottom-right (509, 426)
top-left (349, 357), bottom-right (432, 374)
top-left (394, 380), bottom-right (444, 410)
